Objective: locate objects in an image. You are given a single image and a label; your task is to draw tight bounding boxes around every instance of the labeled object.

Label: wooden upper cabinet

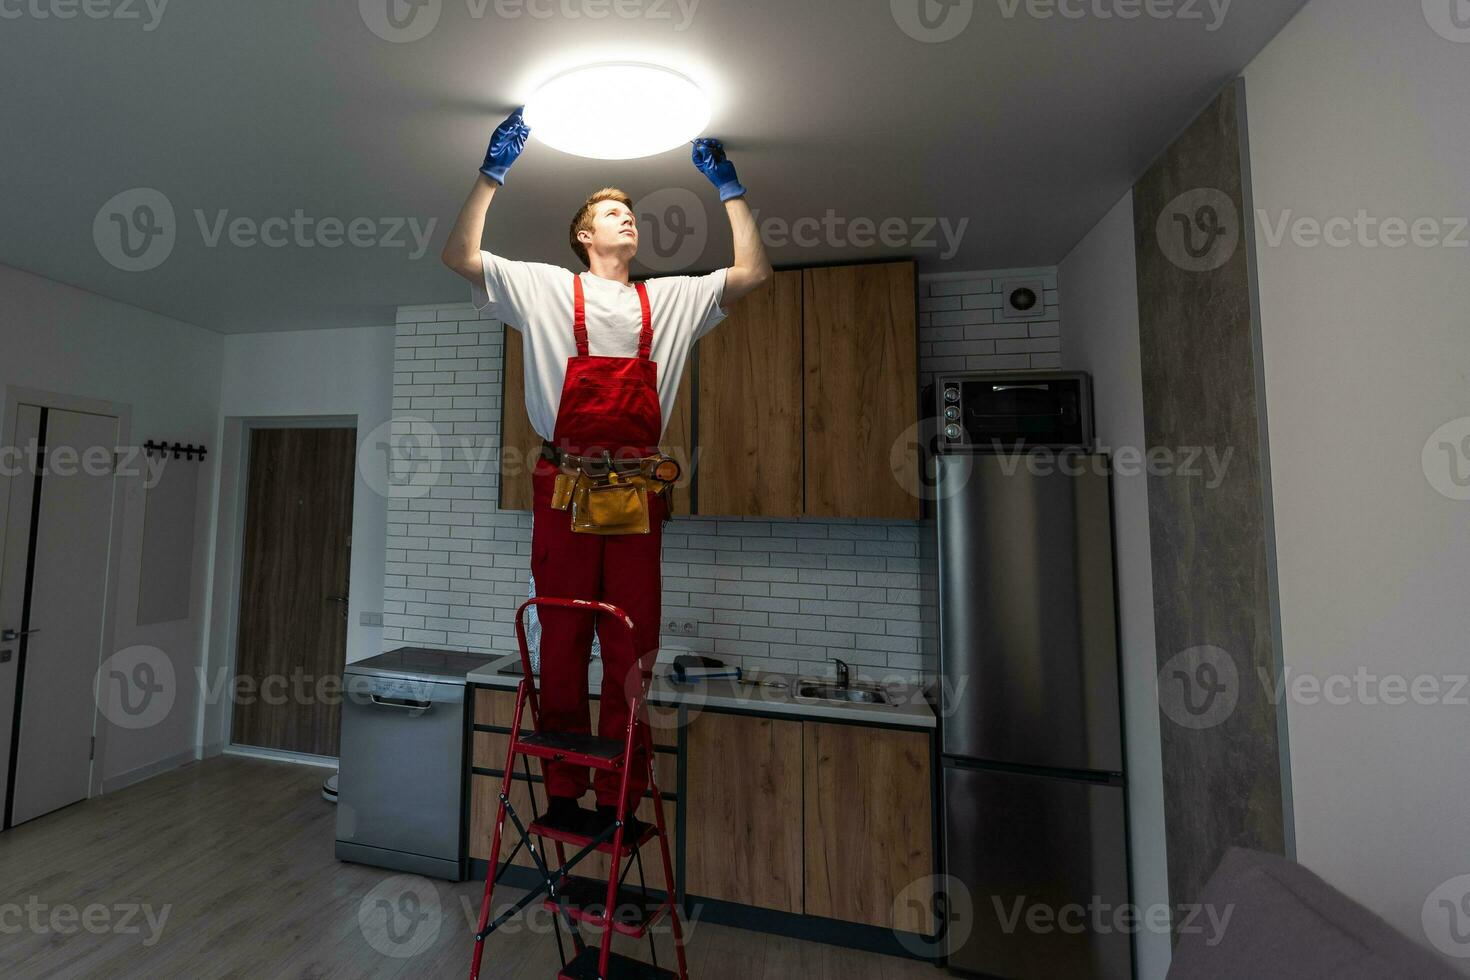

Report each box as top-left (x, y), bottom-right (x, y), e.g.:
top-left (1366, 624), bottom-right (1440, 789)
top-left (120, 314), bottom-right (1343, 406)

top-left (496, 324), bottom-right (693, 516)
top-left (660, 359), bottom-right (694, 518)
top-left (693, 270), bottom-right (804, 517)
top-left (803, 262), bottom-right (920, 520)
top-left (497, 327), bottom-right (539, 513)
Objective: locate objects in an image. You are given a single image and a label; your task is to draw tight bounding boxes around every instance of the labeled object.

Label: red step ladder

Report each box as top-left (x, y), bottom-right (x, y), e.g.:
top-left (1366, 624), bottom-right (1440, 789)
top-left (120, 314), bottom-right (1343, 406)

top-left (469, 596), bottom-right (689, 980)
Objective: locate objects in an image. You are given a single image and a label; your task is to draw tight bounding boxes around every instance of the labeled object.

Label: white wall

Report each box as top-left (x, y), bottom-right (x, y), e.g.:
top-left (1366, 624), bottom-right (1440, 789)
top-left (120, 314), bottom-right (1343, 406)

top-left (1243, 0), bottom-right (1470, 968)
top-left (0, 263), bottom-right (223, 792)
top-left (1059, 193), bottom-right (1172, 980)
top-left (201, 325), bottom-right (395, 755)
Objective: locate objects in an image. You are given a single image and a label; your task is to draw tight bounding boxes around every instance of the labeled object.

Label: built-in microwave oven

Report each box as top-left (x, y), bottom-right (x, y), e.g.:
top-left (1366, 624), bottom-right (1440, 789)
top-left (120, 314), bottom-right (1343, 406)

top-left (933, 371), bottom-right (1094, 451)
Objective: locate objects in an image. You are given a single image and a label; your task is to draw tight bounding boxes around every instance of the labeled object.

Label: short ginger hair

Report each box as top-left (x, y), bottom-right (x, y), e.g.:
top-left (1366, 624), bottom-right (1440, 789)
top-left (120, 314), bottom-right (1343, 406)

top-left (569, 187), bottom-right (634, 267)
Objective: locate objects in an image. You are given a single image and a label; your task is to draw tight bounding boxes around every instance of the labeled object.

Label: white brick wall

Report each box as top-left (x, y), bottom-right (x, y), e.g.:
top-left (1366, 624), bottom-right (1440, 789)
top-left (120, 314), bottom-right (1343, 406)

top-left (382, 266), bottom-right (1062, 685)
top-left (918, 268), bottom-right (1061, 387)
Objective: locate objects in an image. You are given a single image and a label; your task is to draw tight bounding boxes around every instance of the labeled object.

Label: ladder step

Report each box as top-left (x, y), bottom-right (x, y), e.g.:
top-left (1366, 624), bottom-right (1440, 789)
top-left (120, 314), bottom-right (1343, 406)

top-left (517, 730), bottom-right (638, 770)
top-left (557, 948), bottom-right (677, 980)
top-left (544, 876), bottom-right (671, 937)
top-left (528, 806), bottom-right (656, 857)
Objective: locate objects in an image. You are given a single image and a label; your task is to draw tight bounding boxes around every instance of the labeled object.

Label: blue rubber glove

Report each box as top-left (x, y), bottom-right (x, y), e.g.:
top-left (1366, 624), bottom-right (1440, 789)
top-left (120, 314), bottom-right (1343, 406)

top-left (691, 137), bottom-right (746, 202)
top-left (480, 107), bottom-right (530, 185)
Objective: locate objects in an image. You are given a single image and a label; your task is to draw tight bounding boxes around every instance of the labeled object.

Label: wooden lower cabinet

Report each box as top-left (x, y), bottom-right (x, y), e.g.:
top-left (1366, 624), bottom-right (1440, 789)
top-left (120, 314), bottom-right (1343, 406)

top-left (683, 712), bottom-right (804, 913)
top-left (468, 688), bottom-right (935, 933)
top-left (468, 688), bottom-right (677, 891)
top-left (803, 722), bottom-right (934, 932)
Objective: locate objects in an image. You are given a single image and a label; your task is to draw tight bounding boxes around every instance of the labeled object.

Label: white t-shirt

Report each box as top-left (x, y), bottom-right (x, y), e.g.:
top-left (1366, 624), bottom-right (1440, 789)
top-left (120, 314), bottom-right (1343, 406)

top-left (471, 251), bottom-right (728, 442)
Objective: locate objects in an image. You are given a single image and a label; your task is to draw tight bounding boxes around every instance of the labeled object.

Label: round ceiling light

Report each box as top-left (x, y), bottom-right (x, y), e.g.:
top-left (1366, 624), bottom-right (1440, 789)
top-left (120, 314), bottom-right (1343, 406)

top-left (523, 63), bottom-right (710, 160)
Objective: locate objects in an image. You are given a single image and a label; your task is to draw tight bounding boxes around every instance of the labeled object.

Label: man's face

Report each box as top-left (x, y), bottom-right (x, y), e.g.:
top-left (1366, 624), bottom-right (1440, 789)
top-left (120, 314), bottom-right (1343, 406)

top-left (582, 199), bottom-right (638, 261)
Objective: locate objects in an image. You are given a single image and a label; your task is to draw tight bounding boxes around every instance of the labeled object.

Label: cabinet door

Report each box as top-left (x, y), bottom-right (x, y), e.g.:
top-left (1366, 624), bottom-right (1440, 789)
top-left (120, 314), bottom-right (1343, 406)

top-left (661, 356), bottom-right (695, 518)
top-left (694, 270), bottom-right (804, 517)
top-left (684, 712), bottom-right (804, 912)
top-left (498, 327), bottom-right (694, 516)
top-left (498, 327), bottom-right (539, 512)
top-left (803, 722), bottom-right (933, 931)
top-left (802, 262), bottom-right (920, 519)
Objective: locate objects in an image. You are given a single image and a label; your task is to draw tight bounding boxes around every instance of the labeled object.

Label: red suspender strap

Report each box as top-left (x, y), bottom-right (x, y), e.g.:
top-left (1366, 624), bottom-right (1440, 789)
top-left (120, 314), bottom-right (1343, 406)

top-left (571, 273), bottom-right (589, 355)
top-left (634, 281), bottom-right (653, 360)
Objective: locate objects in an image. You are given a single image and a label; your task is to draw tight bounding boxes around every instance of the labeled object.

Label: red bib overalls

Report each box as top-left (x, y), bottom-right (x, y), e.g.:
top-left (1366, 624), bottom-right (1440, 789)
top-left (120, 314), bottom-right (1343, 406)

top-left (529, 273), bottom-right (668, 806)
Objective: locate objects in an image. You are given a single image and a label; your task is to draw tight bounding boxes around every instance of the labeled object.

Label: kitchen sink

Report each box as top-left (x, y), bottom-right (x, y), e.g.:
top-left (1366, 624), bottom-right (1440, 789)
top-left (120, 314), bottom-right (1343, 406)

top-left (793, 680), bottom-right (891, 705)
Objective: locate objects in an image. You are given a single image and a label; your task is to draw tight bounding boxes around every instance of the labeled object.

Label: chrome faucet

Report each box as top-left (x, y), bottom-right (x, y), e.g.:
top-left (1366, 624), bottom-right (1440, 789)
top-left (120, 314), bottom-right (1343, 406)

top-left (832, 658), bottom-right (850, 690)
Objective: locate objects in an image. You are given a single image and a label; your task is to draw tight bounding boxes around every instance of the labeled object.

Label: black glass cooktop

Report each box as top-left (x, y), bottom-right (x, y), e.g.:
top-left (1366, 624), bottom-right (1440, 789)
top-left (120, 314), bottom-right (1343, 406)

top-left (344, 647), bottom-right (495, 682)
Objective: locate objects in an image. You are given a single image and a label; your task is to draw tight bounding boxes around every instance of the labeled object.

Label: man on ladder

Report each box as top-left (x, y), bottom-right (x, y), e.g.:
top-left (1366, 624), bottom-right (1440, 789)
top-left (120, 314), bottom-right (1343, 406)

top-left (442, 108), bottom-right (772, 978)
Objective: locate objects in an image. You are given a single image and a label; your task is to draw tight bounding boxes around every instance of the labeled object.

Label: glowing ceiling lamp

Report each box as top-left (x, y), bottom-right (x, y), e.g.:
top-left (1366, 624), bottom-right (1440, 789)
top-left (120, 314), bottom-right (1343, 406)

top-left (523, 63), bottom-right (710, 160)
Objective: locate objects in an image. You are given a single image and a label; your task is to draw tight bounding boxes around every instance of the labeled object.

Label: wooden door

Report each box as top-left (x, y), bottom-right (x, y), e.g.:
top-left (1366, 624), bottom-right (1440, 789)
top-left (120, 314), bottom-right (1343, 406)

top-left (803, 262), bottom-right (920, 519)
top-left (684, 711), bottom-right (804, 912)
top-left (498, 327), bottom-right (695, 516)
top-left (803, 721), bottom-right (933, 931)
top-left (694, 270), bottom-right (804, 517)
top-left (232, 427), bottom-right (355, 757)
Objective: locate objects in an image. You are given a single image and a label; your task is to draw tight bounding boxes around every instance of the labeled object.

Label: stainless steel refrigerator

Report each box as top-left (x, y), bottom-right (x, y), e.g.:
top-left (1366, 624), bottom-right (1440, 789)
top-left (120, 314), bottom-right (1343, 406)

top-left (934, 451), bottom-right (1133, 979)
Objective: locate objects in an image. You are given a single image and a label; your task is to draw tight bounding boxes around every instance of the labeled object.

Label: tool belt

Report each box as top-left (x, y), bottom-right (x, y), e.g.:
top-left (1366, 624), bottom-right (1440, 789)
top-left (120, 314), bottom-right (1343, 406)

top-left (541, 441), bottom-right (682, 535)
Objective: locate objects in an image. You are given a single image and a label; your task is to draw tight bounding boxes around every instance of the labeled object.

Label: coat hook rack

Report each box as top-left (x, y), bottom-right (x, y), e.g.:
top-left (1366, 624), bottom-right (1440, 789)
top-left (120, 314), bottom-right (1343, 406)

top-left (144, 440), bottom-right (208, 463)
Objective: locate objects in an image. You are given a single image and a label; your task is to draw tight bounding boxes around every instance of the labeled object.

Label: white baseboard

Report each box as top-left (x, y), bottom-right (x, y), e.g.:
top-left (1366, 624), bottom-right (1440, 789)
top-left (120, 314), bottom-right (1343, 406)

top-left (222, 745), bottom-right (338, 769)
top-left (99, 747), bottom-right (199, 795)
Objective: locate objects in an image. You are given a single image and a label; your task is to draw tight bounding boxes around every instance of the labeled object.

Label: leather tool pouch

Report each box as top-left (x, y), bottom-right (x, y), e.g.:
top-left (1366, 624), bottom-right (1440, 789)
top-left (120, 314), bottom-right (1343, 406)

top-left (550, 472), bottom-right (576, 511)
top-left (570, 470), bottom-right (651, 535)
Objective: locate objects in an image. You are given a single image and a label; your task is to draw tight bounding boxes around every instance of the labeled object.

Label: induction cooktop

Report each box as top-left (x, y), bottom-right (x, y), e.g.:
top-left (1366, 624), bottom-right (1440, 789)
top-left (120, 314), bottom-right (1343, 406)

top-left (343, 647), bottom-right (495, 682)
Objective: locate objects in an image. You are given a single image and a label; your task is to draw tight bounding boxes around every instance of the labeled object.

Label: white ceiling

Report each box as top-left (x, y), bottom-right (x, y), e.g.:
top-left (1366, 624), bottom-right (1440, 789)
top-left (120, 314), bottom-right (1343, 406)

top-left (1, 0), bottom-right (1307, 334)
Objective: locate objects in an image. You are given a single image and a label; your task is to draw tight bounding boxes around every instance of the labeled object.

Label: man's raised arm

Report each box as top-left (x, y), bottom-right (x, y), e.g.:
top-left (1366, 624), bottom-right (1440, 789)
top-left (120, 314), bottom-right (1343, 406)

top-left (442, 107), bottom-right (531, 285)
top-left (692, 138), bottom-right (772, 304)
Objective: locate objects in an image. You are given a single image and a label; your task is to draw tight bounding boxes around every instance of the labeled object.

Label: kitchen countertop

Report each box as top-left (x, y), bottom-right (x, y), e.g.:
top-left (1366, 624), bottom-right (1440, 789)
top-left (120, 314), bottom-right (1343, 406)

top-left (464, 654), bottom-right (936, 730)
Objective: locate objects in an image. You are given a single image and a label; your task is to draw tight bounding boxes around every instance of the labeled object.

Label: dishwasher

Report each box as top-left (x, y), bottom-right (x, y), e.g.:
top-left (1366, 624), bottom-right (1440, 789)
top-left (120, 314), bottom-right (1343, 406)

top-left (335, 648), bottom-right (492, 881)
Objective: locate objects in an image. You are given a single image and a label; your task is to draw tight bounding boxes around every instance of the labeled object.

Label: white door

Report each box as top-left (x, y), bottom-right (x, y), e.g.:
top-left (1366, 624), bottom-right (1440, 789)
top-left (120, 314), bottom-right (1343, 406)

top-left (0, 405), bottom-right (119, 827)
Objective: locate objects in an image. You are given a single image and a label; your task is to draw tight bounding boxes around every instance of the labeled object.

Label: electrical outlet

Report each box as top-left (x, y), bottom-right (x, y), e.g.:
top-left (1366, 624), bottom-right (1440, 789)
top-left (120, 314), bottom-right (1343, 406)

top-left (360, 611), bottom-right (385, 628)
top-left (664, 618), bottom-right (698, 636)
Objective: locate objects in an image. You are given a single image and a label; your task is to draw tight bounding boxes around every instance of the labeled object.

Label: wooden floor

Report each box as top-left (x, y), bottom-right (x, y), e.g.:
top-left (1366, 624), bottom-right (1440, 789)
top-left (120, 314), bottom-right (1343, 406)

top-left (0, 756), bottom-right (943, 979)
